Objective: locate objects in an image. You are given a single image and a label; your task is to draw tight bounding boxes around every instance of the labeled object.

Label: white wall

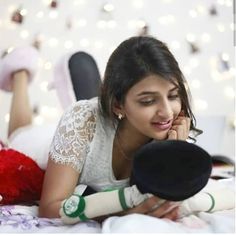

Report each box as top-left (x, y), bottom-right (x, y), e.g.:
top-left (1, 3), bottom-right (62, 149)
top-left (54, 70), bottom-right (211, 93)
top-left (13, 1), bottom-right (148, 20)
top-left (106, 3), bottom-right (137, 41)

top-left (0, 0), bottom-right (234, 158)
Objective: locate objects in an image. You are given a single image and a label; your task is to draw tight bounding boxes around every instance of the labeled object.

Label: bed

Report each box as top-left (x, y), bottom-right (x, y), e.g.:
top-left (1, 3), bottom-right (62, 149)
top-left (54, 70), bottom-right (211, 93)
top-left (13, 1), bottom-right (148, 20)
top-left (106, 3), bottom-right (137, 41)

top-left (0, 178), bottom-right (234, 233)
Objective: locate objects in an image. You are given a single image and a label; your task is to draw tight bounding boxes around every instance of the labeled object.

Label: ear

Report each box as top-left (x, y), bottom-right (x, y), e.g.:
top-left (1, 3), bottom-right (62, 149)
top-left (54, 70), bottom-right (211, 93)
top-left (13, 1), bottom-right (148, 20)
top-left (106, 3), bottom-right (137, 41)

top-left (112, 98), bottom-right (125, 117)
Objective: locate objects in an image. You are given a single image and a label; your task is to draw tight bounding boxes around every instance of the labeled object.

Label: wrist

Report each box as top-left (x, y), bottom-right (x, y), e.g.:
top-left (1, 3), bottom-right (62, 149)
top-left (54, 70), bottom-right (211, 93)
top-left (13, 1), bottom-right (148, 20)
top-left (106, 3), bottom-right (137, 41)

top-left (118, 188), bottom-right (129, 210)
top-left (204, 192), bottom-right (215, 212)
top-left (123, 185), bottom-right (149, 208)
top-left (60, 194), bottom-right (88, 223)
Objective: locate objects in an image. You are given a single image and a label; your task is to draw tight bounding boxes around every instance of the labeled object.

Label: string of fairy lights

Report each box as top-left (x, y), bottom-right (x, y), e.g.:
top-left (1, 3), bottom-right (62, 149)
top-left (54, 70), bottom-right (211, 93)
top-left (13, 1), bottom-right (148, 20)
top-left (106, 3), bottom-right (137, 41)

top-left (0, 0), bottom-right (235, 136)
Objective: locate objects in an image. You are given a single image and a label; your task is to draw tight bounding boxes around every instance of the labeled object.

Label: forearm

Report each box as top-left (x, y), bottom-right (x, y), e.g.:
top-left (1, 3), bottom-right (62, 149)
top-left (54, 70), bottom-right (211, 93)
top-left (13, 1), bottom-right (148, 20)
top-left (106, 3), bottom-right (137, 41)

top-left (60, 190), bottom-right (125, 224)
top-left (84, 190), bottom-right (125, 217)
top-left (60, 185), bottom-right (149, 224)
top-left (179, 187), bottom-right (235, 217)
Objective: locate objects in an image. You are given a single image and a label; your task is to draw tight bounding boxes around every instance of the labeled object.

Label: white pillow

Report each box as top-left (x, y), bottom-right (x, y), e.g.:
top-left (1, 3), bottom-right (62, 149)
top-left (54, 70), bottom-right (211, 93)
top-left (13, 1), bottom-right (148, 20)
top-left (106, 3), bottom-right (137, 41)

top-left (8, 123), bottom-right (57, 170)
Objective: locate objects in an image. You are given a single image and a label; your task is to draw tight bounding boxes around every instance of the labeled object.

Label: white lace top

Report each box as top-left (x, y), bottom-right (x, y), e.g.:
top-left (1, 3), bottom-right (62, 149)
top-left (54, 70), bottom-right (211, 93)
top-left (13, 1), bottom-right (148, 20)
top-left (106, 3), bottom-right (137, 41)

top-left (49, 97), bottom-right (129, 191)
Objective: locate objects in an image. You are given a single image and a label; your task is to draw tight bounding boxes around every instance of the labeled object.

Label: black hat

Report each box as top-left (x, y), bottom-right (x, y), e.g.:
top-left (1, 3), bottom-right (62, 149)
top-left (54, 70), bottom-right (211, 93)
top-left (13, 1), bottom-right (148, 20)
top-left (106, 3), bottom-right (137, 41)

top-left (130, 140), bottom-right (212, 201)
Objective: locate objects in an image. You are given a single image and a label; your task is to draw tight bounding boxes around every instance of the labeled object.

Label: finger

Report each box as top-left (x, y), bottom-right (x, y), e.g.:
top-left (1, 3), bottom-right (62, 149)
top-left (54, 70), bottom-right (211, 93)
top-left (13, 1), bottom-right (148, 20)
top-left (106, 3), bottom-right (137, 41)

top-left (173, 118), bottom-right (190, 134)
top-left (176, 125), bottom-right (186, 140)
top-left (127, 196), bottom-right (161, 214)
top-left (186, 117), bottom-right (191, 132)
top-left (148, 201), bottom-right (174, 218)
top-left (171, 122), bottom-right (188, 140)
top-left (181, 118), bottom-right (191, 139)
top-left (169, 125), bottom-right (183, 139)
top-left (162, 207), bottom-right (179, 221)
top-left (179, 120), bottom-right (187, 139)
top-left (0, 195), bottom-right (2, 202)
top-left (176, 117), bottom-right (190, 130)
top-left (167, 130), bottom-right (177, 140)
top-left (172, 117), bottom-right (187, 125)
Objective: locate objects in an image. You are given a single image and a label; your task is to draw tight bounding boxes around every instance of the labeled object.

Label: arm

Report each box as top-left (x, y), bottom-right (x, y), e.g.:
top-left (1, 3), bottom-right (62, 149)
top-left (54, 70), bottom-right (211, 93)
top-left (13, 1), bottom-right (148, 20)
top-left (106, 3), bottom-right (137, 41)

top-left (38, 159), bottom-right (79, 218)
top-left (39, 101), bottom-right (95, 218)
top-left (60, 185), bottom-right (178, 224)
top-left (178, 187), bottom-right (235, 218)
top-left (60, 185), bottom-right (149, 223)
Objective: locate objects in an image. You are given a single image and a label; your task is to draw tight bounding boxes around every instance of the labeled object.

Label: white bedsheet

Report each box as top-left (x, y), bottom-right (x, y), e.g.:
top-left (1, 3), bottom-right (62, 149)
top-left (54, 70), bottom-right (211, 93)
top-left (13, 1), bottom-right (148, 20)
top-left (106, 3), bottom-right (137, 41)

top-left (0, 205), bottom-right (234, 233)
top-left (0, 205), bottom-right (101, 233)
top-left (102, 210), bottom-right (235, 233)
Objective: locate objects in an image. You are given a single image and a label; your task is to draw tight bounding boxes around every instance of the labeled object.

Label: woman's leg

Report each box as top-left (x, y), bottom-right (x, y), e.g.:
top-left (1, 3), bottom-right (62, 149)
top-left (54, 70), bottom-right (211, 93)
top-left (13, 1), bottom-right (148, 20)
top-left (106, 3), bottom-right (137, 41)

top-left (8, 70), bottom-right (32, 137)
top-left (7, 68), bottom-right (55, 170)
top-left (0, 46), bottom-right (39, 137)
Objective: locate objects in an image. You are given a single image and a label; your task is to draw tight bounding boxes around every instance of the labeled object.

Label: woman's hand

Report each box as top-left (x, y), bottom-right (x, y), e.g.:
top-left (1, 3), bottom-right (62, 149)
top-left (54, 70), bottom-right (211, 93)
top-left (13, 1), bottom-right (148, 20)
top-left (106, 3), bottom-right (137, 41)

top-left (123, 196), bottom-right (179, 221)
top-left (168, 111), bottom-right (190, 140)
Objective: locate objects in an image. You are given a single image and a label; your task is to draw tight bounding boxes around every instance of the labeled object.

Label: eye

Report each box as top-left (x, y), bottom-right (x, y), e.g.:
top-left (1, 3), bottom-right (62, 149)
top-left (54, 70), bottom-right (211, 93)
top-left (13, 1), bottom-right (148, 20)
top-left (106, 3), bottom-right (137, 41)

top-left (139, 99), bottom-right (156, 106)
top-left (168, 94), bottom-right (179, 100)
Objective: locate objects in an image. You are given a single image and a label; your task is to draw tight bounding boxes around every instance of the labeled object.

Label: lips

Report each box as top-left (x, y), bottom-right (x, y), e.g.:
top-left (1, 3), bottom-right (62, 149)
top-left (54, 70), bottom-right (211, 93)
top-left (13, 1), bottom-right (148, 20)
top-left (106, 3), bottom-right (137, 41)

top-left (151, 120), bottom-right (172, 131)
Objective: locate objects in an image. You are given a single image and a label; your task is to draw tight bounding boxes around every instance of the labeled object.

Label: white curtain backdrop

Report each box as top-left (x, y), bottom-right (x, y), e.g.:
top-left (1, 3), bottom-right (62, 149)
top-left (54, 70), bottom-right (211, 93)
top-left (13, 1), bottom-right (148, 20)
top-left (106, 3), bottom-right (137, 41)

top-left (0, 0), bottom-right (234, 158)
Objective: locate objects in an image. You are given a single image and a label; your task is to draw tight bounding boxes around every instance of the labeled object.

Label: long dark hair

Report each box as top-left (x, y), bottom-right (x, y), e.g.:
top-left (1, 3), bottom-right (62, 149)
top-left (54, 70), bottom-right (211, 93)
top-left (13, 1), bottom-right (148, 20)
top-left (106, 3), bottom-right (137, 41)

top-left (99, 36), bottom-right (202, 139)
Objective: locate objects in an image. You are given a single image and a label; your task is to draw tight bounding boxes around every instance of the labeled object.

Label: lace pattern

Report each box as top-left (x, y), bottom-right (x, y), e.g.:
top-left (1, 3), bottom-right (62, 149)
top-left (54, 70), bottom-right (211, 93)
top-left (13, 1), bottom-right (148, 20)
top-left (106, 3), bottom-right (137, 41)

top-left (49, 99), bottom-right (97, 172)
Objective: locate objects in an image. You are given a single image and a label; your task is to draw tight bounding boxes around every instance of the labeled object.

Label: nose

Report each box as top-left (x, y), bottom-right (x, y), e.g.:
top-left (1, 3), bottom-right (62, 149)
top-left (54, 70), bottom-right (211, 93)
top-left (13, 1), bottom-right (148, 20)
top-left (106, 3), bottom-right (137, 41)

top-left (156, 98), bottom-right (173, 118)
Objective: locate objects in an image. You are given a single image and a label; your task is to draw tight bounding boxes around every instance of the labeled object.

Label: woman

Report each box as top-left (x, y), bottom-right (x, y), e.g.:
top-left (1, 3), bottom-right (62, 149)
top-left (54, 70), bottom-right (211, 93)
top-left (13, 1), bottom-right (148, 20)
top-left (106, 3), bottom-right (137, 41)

top-left (39, 36), bottom-right (200, 221)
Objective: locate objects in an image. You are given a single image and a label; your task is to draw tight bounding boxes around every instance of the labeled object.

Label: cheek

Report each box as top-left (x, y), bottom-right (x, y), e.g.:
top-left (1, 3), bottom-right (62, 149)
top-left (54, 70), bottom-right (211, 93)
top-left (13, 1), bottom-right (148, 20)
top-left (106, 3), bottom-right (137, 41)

top-left (125, 106), bottom-right (155, 123)
top-left (173, 102), bottom-right (182, 118)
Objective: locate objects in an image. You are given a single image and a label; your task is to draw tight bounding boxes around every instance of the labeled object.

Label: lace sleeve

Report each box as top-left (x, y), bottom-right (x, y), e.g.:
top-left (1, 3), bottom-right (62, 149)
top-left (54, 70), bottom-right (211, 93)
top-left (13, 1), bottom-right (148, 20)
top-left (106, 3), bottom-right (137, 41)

top-left (49, 101), bottom-right (96, 172)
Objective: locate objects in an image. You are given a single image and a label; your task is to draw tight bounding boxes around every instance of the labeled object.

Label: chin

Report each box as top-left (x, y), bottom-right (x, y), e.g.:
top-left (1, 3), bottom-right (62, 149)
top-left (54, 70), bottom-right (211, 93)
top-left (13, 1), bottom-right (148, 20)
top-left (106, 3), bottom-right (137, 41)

top-left (151, 132), bottom-right (169, 141)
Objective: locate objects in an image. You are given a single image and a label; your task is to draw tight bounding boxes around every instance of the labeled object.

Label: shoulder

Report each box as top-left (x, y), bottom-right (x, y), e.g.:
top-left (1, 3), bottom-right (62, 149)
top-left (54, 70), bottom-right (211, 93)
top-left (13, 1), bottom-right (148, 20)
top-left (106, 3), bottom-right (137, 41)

top-left (49, 98), bottom-right (99, 172)
top-left (65, 97), bottom-right (98, 118)
top-left (61, 97), bottom-right (99, 128)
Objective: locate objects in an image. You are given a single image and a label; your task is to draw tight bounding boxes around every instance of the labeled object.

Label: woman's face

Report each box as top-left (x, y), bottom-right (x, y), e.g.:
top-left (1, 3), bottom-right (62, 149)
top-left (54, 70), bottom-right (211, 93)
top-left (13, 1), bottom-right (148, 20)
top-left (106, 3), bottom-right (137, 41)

top-left (121, 74), bottom-right (182, 140)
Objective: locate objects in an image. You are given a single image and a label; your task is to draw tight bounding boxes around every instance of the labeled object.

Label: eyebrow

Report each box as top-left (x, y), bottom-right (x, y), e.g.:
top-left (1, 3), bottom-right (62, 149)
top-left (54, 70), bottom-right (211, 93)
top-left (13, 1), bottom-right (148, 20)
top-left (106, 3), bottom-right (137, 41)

top-left (137, 86), bottom-right (179, 97)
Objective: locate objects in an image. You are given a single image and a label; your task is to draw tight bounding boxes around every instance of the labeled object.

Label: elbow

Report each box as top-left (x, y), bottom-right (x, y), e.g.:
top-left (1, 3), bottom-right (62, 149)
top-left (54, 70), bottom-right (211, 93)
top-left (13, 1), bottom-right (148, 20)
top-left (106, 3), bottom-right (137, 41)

top-left (38, 201), bottom-right (61, 219)
top-left (38, 204), bottom-right (50, 218)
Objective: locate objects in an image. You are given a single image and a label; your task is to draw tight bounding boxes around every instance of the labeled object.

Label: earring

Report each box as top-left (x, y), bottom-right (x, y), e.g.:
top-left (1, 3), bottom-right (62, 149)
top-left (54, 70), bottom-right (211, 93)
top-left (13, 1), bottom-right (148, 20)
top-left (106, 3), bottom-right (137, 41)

top-left (118, 113), bottom-right (123, 120)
